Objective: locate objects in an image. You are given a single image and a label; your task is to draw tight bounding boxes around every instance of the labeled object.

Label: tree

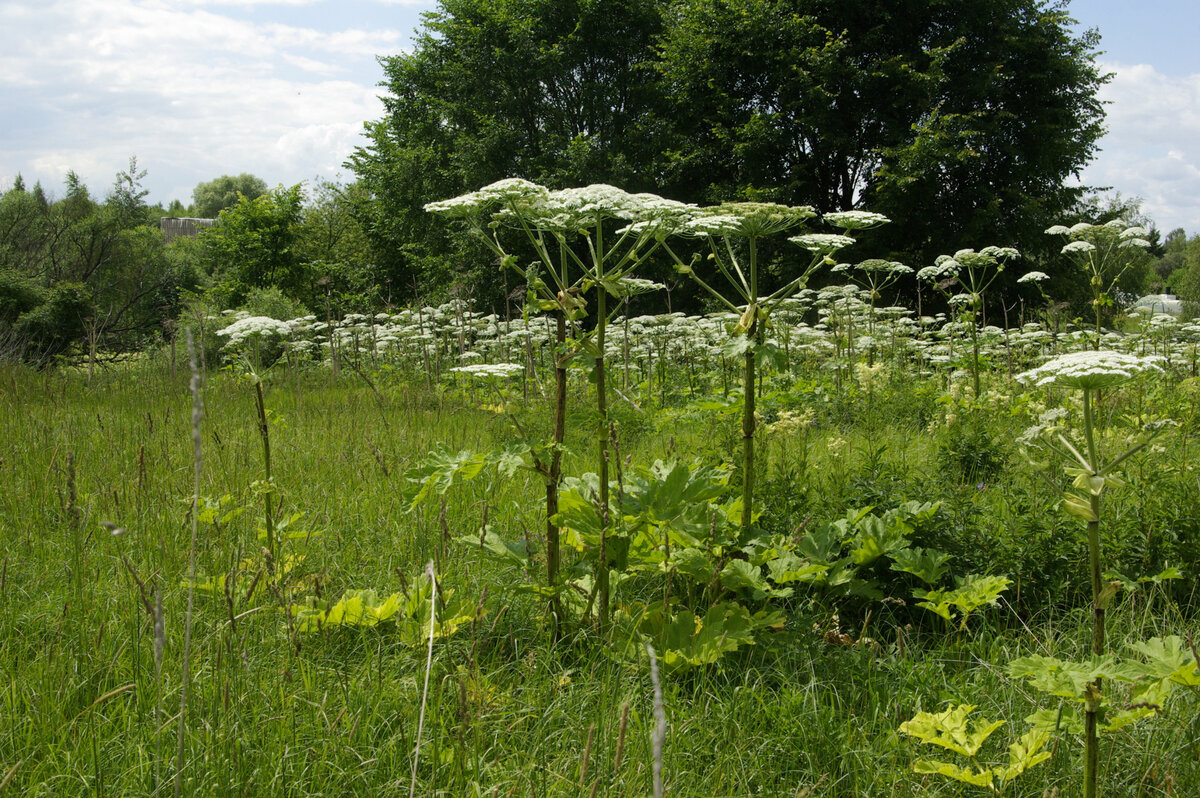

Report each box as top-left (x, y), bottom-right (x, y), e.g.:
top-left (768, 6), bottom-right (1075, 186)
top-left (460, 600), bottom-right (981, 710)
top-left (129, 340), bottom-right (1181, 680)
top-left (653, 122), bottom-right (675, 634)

top-left (1155, 228), bottom-right (1189, 287)
top-left (1166, 233), bottom-right (1200, 314)
top-left (658, 0), bottom-right (1108, 268)
top-left (200, 184), bottom-right (309, 307)
top-left (298, 179), bottom-right (378, 312)
top-left (109, 156), bottom-right (152, 227)
top-left (192, 173), bottom-right (269, 219)
top-left (1, 167), bottom-right (196, 364)
top-left (347, 0), bottom-right (670, 302)
top-left (352, 0), bottom-right (1108, 303)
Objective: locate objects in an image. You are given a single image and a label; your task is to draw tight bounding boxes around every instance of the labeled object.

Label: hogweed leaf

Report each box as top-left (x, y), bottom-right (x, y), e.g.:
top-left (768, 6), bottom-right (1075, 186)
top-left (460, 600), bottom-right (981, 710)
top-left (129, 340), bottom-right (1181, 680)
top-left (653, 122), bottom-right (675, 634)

top-left (1010, 654), bottom-right (1119, 700)
top-left (1126, 636), bottom-right (1200, 686)
top-left (851, 514), bottom-right (909, 565)
top-left (890, 547), bottom-right (953, 585)
top-left (1025, 706), bottom-right (1084, 735)
top-left (720, 559), bottom-right (793, 599)
top-left (457, 529), bottom-right (530, 570)
top-left (913, 574), bottom-right (1010, 629)
top-left (911, 760), bottom-right (994, 789)
top-left (671, 547), bottom-right (716, 584)
top-left (899, 704), bottom-right (1005, 758)
top-left (999, 730), bottom-right (1051, 783)
top-left (767, 553), bottom-right (830, 585)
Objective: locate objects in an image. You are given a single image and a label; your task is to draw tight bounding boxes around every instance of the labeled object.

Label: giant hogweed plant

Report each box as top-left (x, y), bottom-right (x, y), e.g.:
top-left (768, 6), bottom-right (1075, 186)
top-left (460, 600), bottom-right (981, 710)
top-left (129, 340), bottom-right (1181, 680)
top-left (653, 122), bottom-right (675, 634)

top-left (666, 207), bottom-right (889, 542)
top-left (427, 179), bottom-right (695, 632)
top-left (831, 257), bottom-right (913, 366)
top-left (1011, 349), bottom-right (1177, 798)
top-left (917, 246), bottom-right (1019, 397)
top-left (902, 350), bottom-right (1178, 798)
top-left (1046, 220), bottom-right (1153, 348)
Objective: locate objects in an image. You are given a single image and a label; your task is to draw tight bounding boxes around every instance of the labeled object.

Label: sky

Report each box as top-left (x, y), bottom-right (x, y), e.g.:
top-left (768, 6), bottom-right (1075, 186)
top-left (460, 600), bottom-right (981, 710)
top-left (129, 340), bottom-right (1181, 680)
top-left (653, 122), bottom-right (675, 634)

top-left (1, 0), bottom-right (1198, 235)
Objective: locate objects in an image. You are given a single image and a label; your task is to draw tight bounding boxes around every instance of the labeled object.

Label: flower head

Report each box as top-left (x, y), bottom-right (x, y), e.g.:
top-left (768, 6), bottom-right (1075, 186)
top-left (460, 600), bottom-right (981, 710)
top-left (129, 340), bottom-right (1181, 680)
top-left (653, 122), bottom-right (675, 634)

top-left (689, 202), bottom-right (815, 238)
top-left (1016, 350), bottom-right (1163, 391)
top-left (823, 210), bottom-right (890, 230)
top-left (424, 178), bottom-right (550, 218)
top-left (789, 233), bottom-right (856, 253)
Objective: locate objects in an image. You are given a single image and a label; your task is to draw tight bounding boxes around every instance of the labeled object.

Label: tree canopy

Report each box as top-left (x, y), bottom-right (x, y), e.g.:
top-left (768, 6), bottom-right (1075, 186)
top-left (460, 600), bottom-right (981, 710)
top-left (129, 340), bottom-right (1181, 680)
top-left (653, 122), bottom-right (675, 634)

top-left (349, 0), bottom-right (1109, 305)
top-left (192, 173), bottom-right (269, 219)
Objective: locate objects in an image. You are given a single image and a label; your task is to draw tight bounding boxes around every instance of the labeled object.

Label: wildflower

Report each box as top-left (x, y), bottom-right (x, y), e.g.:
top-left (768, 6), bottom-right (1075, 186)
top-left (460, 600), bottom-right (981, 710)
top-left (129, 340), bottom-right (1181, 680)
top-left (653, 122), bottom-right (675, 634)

top-left (449, 363), bottom-right (526, 378)
top-left (1016, 350), bottom-right (1163, 391)
top-left (1017, 271), bottom-right (1049, 284)
top-left (1061, 240), bottom-right (1096, 254)
top-left (789, 233), bottom-right (857, 253)
top-left (823, 210), bottom-right (890, 230)
top-left (217, 316), bottom-right (293, 348)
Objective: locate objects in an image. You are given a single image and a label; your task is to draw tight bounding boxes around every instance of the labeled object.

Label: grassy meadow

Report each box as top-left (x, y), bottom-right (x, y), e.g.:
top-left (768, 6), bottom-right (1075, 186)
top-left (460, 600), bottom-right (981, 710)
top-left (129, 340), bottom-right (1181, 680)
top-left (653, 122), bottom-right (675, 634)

top-left (2, 308), bottom-right (1200, 797)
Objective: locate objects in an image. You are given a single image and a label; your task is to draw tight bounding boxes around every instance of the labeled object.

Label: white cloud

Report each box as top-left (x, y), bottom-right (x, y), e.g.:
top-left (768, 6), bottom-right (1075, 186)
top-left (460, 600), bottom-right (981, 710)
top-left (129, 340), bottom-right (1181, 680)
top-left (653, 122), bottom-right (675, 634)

top-left (0, 0), bottom-right (406, 202)
top-left (1079, 61), bottom-right (1200, 234)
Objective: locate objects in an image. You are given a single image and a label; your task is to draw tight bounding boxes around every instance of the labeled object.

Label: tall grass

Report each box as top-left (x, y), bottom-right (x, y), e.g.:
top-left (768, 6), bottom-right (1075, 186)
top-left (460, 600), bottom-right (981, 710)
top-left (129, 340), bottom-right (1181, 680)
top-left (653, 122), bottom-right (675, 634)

top-left (0, 358), bottom-right (1198, 795)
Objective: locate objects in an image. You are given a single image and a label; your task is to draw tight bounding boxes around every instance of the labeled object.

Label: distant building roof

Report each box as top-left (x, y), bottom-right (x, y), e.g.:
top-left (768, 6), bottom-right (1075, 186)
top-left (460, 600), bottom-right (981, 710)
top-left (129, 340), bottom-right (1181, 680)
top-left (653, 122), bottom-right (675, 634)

top-left (160, 216), bottom-right (215, 242)
top-left (1131, 293), bottom-right (1183, 316)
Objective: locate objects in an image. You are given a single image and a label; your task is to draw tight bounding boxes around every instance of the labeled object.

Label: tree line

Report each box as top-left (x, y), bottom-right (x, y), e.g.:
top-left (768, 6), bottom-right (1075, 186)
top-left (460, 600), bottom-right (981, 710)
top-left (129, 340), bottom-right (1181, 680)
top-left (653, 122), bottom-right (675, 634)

top-left (0, 0), bottom-right (1189, 365)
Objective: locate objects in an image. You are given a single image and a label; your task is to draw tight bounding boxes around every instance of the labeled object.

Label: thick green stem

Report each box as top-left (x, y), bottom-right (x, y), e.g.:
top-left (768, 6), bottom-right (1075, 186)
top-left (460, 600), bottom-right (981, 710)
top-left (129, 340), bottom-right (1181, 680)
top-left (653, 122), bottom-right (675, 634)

top-left (596, 283), bottom-right (611, 633)
top-left (1081, 386), bottom-right (1102, 798)
top-left (1084, 703), bottom-right (1099, 798)
top-left (546, 311), bottom-right (566, 640)
top-left (741, 330), bottom-right (756, 539)
top-left (254, 380), bottom-right (275, 560)
top-left (970, 314), bottom-right (981, 398)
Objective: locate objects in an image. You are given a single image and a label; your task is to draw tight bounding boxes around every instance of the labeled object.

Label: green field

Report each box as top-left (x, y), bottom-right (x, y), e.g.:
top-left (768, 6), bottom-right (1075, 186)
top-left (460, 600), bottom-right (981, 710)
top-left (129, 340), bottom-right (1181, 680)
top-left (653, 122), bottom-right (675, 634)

top-left (2, 308), bottom-right (1199, 797)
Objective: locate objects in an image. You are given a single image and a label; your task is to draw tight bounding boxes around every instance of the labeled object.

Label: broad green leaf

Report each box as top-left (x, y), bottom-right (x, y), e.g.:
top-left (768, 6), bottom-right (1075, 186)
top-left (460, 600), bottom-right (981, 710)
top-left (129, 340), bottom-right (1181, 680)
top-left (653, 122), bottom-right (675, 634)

top-left (1010, 654), bottom-right (1117, 701)
top-left (1025, 706), bottom-right (1083, 735)
top-left (1141, 566), bottom-right (1183, 583)
top-left (796, 523), bottom-right (844, 563)
top-left (457, 529), bottom-right (530, 569)
top-left (293, 589), bottom-right (404, 632)
top-left (898, 704), bottom-right (1005, 758)
top-left (648, 601), bottom-right (757, 668)
top-left (1125, 636), bottom-right (1200, 685)
top-left (997, 730), bottom-right (1052, 783)
top-left (912, 760), bottom-right (994, 789)
top-left (767, 552), bottom-right (830, 585)
top-left (913, 573), bottom-right (1010, 629)
top-left (890, 547), bottom-right (952, 585)
top-left (671, 547), bottom-right (715, 584)
top-left (720, 559), bottom-right (793, 599)
top-left (851, 514), bottom-right (908, 565)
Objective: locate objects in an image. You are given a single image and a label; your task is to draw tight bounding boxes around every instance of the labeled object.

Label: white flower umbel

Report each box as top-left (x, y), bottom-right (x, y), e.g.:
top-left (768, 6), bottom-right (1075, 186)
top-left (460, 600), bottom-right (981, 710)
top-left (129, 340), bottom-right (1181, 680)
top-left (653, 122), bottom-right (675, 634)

top-left (449, 363), bottom-right (526, 378)
top-left (823, 210), bottom-right (890, 230)
top-left (789, 233), bottom-right (856, 253)
top-left (1016, 350), bottom-right (1162, 391)
top-left (217, 316), bottom-right (293, 348)
top-left (423, 178), bottom-right (550, 218)
top-left (1062, 240), bottom-right (1097, 254)
top-left (1017, 271), bottom-right (1050, 284)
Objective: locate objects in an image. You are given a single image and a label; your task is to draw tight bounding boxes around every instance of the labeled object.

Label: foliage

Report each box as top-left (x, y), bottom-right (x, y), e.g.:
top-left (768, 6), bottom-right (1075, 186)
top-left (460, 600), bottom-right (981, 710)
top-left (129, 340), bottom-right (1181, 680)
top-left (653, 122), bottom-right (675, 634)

top-left (192, 173), bottom-right (268, 219)
top-left (348, 0), bottom-right (669, 301)
top-left (0, 166), bottom-right (192, 362)
top-left (201, 184), bottom-right (308, 307)
top-left (351, 0), bottom-right (1109, 304)
top-left (899, 704), bottom-right (1051, 794)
